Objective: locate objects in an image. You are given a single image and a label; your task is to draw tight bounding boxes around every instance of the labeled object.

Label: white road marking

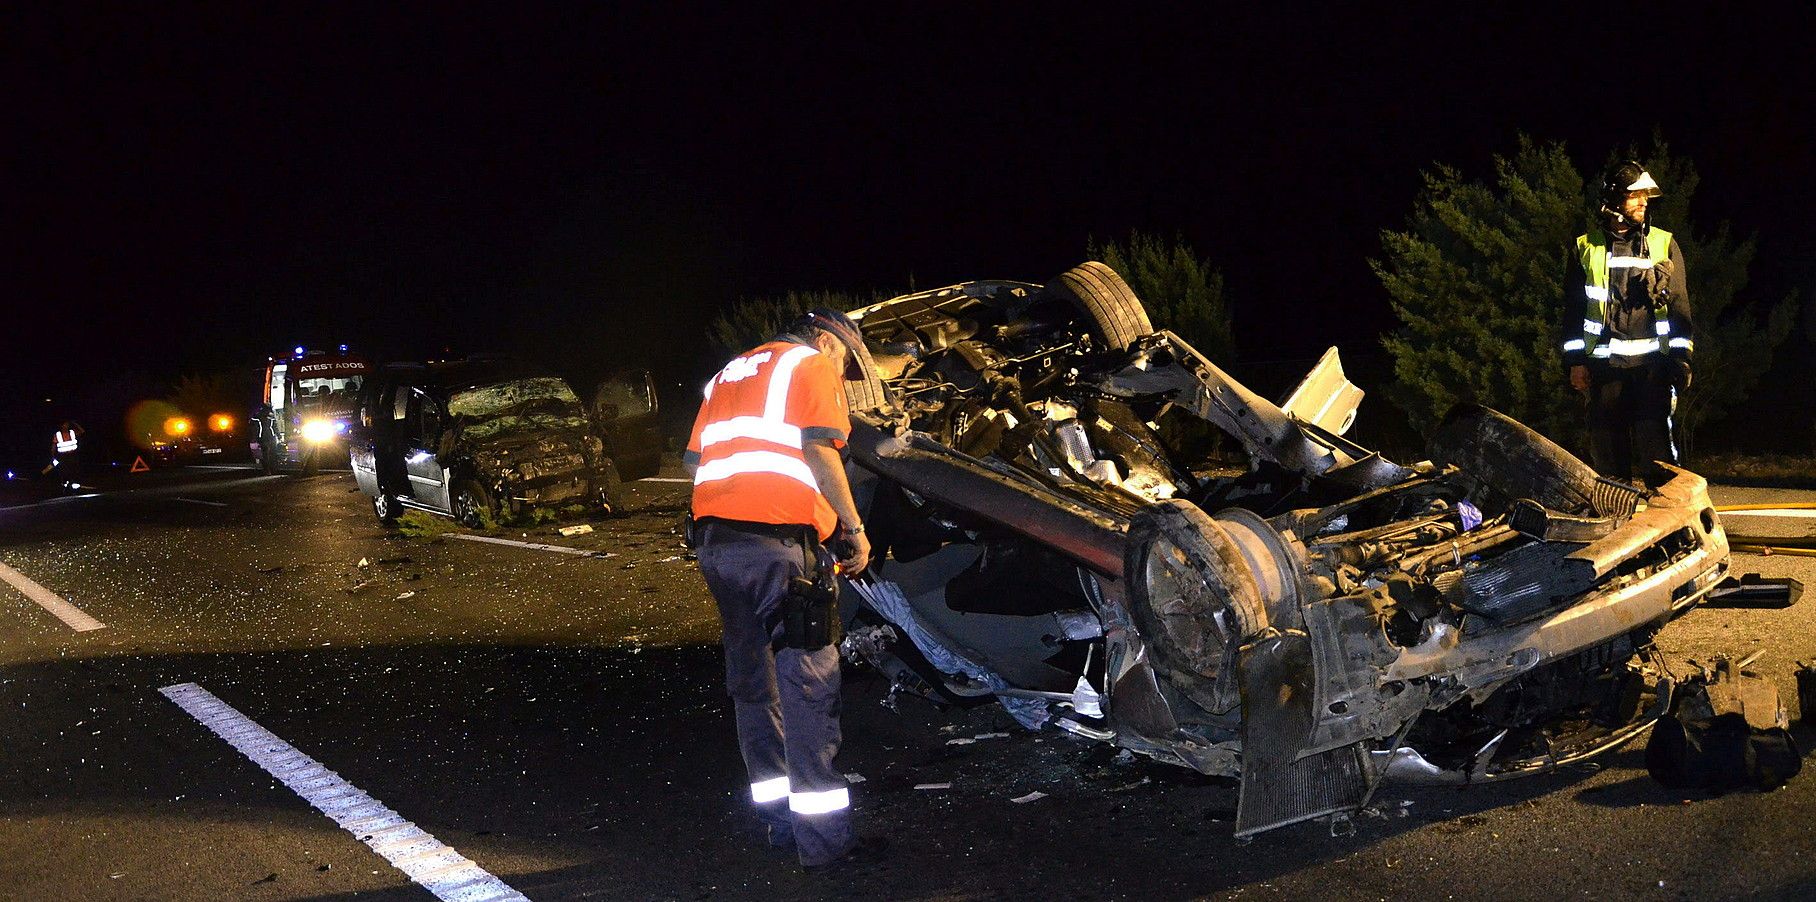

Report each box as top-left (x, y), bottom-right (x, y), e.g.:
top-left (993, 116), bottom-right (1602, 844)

top-left (1720, 509), bottom-right (1816, 519)
top-left (159, 683), bottom-right (529, 902)
top-left (450, 533), bottom-right (615, 558)
top-left (173, 497), bottom-right (228, 507)
top-left (638, 477), bottom-right (692, 483)
top-left (0, 560), bottom-right (106, 632)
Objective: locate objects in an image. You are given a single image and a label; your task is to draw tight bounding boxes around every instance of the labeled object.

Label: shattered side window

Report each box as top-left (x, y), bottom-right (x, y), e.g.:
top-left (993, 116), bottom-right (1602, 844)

top-left (448, 377), bottom-right (589, 441)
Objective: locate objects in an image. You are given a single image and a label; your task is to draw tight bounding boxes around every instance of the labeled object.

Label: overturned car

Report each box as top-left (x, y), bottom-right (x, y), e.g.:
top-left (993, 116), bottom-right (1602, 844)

top-left (832, 263), bottom-right (1730, 836)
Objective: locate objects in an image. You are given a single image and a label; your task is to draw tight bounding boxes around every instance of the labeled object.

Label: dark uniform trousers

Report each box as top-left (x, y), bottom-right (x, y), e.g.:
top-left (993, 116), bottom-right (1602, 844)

top-left (696, 521), bottom-right (854, 867)
top-left (1587, 356), bottom-right (1677, 481)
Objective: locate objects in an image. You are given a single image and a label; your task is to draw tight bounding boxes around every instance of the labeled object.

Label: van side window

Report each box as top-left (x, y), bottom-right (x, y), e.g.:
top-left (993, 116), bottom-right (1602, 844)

top-left (393, 387), bottom-right (410, 422)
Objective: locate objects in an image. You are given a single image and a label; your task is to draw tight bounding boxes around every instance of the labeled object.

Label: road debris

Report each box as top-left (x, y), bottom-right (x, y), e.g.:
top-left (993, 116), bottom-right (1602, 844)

top-left (558, 524), bottom-right (594, 537)
top-left (1011, 791), bottom-right (1047, 804)
top-left (913, 782), bottom-right (952, 791)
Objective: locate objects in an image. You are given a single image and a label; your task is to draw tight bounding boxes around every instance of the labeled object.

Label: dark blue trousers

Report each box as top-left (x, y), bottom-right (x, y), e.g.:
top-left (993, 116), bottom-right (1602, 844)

top-left (697, 521), bottom-right (854, 867)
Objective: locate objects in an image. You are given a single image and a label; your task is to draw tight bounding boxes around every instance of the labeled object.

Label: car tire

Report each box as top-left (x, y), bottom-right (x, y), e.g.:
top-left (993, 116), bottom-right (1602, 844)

top-left (844, 339), bottom-right (896, 416)
top-left (453, 480), bottom-right (494, 530)
top-left (1047, 261), bottom-right (1153, 351)
top-left (372, 493), bottom-right (399, 526)
top-left (1428, 404), bottom-right (1608, 517)
top-left (1124, 500), bottom-right (1268, 696)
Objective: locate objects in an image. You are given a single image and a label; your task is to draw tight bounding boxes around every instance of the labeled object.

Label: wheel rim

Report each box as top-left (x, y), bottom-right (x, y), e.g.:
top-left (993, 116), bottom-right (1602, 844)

top-left (455, 491), bottom-right (480, 527)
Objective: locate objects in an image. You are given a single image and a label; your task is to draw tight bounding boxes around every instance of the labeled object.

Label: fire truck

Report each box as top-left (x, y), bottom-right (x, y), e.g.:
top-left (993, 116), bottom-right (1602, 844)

top-left (250, 346), bottom-right (371, 474)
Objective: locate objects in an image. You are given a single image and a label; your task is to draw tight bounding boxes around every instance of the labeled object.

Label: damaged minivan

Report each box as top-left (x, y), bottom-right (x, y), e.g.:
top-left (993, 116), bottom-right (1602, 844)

top-left (831, 262), bottom-right (1731, 836)
top-left (350, 357), bottom-right (659, 527)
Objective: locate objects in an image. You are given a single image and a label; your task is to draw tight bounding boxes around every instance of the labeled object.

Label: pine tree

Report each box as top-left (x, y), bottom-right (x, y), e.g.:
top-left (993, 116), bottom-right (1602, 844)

top-left (1088, 231), bottom-right (1235, 362)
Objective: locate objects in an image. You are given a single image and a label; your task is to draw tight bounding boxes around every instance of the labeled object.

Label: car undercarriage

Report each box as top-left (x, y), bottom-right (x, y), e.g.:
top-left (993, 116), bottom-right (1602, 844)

top-left (832, 263), bottom-right (1730, 835)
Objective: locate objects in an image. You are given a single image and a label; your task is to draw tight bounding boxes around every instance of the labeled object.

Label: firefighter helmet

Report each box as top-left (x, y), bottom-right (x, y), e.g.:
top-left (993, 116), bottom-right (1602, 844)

top-left (1602, 160), bottom-right (1662, 206)
top-left (790, 307), bottom-right (868, 380)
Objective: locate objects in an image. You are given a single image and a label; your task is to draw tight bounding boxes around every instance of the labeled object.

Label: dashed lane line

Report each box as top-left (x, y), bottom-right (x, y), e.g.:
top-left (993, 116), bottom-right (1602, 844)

top-left (159, 683), bottom-right (530, 902)
top-left (0, 560), bottom-right (106, 632)
top-left (637, 477), bottom-right (691, 483)
top-left (449, 533), bottom-right (614, 557)
top-left (173, 497), bottom-right (229, 507)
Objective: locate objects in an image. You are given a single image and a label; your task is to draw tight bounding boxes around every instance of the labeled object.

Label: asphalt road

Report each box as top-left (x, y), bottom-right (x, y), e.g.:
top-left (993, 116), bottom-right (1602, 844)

top-left (2, 464), bottom-right (1813, 901)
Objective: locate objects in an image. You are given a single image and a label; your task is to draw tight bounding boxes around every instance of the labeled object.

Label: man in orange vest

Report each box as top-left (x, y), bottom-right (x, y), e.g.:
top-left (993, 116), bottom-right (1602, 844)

top-left (686, 308), bottom-right (882, 870)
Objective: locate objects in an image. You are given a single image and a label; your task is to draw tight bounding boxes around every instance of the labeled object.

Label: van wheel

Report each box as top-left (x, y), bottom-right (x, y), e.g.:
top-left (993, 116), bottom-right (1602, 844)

top-left (1047, 261), bottom-right (1153, 351)
top-left (453, 481), bottom-right (494, 529)
top-left (372, 493), bottom-right (400, 526)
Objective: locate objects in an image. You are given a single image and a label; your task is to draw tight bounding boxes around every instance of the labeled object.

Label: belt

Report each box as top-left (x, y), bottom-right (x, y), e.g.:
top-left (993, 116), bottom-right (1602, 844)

top-left (696, 517), bottom-right (816, 542)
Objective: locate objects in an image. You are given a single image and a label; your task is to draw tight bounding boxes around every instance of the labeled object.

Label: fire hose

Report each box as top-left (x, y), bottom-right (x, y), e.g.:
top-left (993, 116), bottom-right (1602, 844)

top-left (1715, 503), bottom-right (1816, 557)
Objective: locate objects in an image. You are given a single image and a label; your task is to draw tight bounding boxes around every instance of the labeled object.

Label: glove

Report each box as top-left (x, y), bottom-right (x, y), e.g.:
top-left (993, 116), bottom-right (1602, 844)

top-left (1569, 364), bottom-right (1590, 393)
top-left (1641, 258), bottom-right (1675, 303)
top-left (1669, 359), bottom-right (1692, 391)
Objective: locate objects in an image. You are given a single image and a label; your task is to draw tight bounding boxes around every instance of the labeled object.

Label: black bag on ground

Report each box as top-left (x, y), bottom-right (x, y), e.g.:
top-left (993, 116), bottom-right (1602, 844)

top-left (1646, 657), bottom-right (1801, 793)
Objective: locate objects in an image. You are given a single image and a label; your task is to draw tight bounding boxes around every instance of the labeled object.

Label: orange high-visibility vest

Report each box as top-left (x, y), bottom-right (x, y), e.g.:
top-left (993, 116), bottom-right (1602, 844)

top-left (55, 430), bottom-right (79, 453)
top-left (687, 340), bottom-right (850, 540)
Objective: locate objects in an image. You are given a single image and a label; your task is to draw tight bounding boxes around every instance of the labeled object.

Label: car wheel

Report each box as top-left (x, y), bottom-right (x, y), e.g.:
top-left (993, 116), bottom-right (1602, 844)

top-left (1124, 500), bottom-right (1268, 698)
top-left (844, 338), bottom-right (896, 416)
top-left (1428, 405), bottom-right (1609, 517)
top-left (372, 493), bottom-right (399, 526)
top-left (453, 480), bottom-right (494, 529)
top-left (1047, 261), bottom-right (1153, 351)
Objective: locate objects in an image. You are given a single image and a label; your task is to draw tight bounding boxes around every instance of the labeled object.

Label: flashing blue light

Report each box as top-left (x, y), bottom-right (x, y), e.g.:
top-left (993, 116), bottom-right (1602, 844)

top-left (5, 470), bottom-right (13, 480)
top-left (339, 344), bottom-right (349, 352)
top-left (334, 421), bottom-right (349, 434)
top-left (294, 346), bottom-right (305, 356)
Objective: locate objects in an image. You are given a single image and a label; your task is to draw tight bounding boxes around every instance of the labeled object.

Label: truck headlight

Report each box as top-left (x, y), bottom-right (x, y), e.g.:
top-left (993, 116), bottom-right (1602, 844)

top-left (300, 419), bottom-right (338, 444)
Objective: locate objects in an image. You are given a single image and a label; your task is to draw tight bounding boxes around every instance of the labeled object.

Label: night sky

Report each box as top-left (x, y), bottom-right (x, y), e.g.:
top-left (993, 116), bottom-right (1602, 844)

top-left (6, 7), bottom-right (1812, 461)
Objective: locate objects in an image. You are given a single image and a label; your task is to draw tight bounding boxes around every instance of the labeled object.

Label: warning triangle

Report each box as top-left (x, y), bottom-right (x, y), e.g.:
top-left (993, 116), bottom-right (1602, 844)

top-left (130, 456), bottom-right (151, 473)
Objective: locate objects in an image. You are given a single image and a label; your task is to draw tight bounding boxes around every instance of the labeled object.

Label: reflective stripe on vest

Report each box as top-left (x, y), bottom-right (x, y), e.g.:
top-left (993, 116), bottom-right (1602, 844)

top-left (55, 431), bottom-right (79, 453)
top-left (693, 345), bottom-right (820, 492)
top-left (1569, 227), bottom-right (1674, 357)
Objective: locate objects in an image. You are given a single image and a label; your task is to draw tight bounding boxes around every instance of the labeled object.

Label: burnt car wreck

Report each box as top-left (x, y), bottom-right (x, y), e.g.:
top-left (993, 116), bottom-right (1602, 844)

top-left (351, 358), bottom-right (659, 527)
top-left (832, 262), bottom-right (1731, 836)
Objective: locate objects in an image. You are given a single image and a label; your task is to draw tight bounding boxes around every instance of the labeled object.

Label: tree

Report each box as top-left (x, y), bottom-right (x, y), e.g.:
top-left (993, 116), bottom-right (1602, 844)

top-left (1374, 135), bottom-right (1795, 454)
top-left (1373, 136), bottom-right (1585, 443)
top-left (1088, 231), bottom-right (1235, 362)
top-left (706, 290), bottom-right (882, 357)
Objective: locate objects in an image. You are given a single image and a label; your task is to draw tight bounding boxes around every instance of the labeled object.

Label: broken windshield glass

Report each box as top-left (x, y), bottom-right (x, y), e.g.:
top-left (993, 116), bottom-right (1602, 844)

top-left (449, 377), bottom-right (588, 441)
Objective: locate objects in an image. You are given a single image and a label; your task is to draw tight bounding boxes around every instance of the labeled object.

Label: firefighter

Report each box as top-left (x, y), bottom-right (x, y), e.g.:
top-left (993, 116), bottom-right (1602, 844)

top-left (1559, 160), bottom-right (1694, 484)
top-left (684, 308), bottom-right (885, 870)
top-left (52, 420), bottom-right (85, 491)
